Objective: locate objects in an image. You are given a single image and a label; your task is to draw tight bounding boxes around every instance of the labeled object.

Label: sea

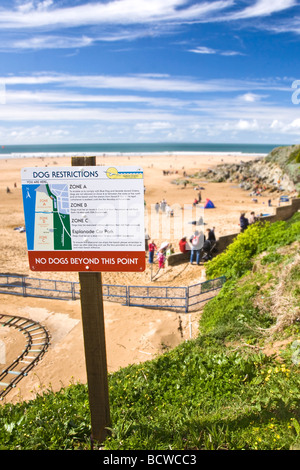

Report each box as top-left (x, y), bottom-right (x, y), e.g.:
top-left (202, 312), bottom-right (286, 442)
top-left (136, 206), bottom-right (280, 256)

top-left (0, 142), bottom-right (282, 160)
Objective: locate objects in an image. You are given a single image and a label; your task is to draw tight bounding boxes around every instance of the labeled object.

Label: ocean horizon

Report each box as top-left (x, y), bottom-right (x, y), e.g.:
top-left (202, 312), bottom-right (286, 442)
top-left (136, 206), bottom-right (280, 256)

top-left (0, 142), bottom-right (284, 159)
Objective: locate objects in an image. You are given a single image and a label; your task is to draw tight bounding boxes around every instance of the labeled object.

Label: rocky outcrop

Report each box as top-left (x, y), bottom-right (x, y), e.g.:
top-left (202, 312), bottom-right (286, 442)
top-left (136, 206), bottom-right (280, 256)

top-left (198, 145), bottom-right (300, 195)
top-left (265, 145), bottom-right (300, 191)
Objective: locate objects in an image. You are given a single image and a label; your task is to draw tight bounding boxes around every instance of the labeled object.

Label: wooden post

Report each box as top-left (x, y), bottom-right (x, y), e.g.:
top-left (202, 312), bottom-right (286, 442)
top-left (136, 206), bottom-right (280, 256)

top-left (72, 156), bottom-right (111, 444)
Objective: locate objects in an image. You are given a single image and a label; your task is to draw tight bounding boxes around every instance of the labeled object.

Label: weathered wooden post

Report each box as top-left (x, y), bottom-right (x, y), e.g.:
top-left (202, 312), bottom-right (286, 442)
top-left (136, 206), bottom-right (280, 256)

top-left (72, 156), bottom-right (110, 444)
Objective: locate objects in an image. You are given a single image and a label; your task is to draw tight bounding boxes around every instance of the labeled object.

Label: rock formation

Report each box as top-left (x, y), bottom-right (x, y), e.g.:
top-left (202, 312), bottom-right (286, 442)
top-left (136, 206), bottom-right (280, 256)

top-left (198, 144), bottom-right (300, 195)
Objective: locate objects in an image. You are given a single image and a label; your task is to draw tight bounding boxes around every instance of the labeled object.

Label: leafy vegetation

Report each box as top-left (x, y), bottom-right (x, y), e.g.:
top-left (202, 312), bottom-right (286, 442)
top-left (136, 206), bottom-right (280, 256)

top-left (0, 214), bottom-right (299, 450)
top-left (205, 212), bottom-right (300, 280)
top-left (289, 147), bottom-right (300, 164)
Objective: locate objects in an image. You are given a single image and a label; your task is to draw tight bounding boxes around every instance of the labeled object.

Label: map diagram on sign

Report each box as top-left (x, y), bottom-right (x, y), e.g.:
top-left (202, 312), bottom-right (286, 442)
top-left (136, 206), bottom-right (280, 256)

top-left (23, 183), bottom-right (72, 251)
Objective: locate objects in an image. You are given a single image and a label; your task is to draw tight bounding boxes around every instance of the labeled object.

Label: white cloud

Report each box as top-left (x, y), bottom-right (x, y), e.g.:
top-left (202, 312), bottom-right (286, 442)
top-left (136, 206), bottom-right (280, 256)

top-left (5, 0), bottom-right (295, 31)
top-left (0, 71), bottom-right (298, 143)
top-left (288, 118), bottom-right (300, 129)
top-left (0, 124), bottom-right (70, 143)
top-left (220, 50), bottom-right (244, 56)
top-left (0, 72), bottom-right (292, 94)
top-left (5, 89), bottom-right (191, 110)
top-left (236, 119), bottom-right (258, 130)
top-left (269, 118), bottom-right (300, 136)
top-left (228, 0), bottom-right (297, 20)
top-left (189, 46), bottom-right (217, 54)
top-left (16, 2), bottom-right (35, 13)
top-left (0, 0), bottom-right (233, 29)
top-left (10, 35), bottom-right (94, 50)
top-left (189, 46), bottom-right (244, 56)
top-left (0, 103), bottom-right (184, 123)
top-left (270, 119), bottom-right (282, 129)
top-left (262, 17), bottom-right (300, 35)
top-left (134, 121), bottom-right (173, 134)
top-left (0, 0), bottom-right (295, 53)
top-left (238, 93), bottom-right (264, 102)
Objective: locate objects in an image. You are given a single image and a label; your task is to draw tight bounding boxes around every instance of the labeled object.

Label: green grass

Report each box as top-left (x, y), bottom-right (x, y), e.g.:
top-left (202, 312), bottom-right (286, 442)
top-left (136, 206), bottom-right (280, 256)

top-left (205, 212), bottom-right (300, 280)
top-left (0, 214), bottom-right (299, 450)
top-left (1, 337), bottom-right (299, 450)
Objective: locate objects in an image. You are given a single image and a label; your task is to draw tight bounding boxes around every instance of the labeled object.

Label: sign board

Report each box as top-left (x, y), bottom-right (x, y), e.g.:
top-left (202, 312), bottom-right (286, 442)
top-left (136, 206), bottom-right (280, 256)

top-left (21, 166), bottom-right (145, 272)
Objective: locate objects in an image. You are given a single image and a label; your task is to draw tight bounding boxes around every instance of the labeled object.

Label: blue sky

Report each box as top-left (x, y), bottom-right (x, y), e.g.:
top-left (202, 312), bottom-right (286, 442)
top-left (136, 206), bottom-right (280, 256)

top-left (1, 0), bottom-right (300, 145)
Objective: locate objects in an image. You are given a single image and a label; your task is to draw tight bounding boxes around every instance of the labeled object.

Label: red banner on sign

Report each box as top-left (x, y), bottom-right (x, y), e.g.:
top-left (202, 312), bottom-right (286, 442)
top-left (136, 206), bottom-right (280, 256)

top-left (28, 251), bottom-right (146, 272)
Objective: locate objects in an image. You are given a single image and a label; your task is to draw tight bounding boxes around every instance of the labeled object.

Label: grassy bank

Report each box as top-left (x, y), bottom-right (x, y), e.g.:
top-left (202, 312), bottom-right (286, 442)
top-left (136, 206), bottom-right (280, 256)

top-left (0, 214), bottom-right (299, 450)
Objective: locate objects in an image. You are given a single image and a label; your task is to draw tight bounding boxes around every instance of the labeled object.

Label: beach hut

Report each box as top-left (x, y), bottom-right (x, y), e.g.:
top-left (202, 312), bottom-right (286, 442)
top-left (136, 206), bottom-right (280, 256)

top-left (204, 198), bottom-right (215, 209)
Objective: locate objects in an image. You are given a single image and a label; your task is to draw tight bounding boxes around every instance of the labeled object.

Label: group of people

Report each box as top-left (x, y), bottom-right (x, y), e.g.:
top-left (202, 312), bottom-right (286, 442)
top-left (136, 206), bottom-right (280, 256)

top-left (192, 190), bottom-right (202, 206)
top-left (185, 228), bottom-right (216, 265)
top-left (146, 205), bottom-right (264, 270)
top-left (146, 225), bottom-right (217, 269)
top-left (162, 169), bottom-right (178, 175)
top-left (154, 200), bottom-right (174, 217)
top-left (239, 211), bottom-right (258, 232)
top-left (147, 227), bottom-right (216, 269)
top-left (147, 240), bottom-right (175, 269)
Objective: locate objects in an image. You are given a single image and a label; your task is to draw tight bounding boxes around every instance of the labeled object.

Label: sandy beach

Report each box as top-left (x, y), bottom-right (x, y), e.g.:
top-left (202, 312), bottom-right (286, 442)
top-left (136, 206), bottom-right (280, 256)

top-left (0, 152), bottom-right (276, 403)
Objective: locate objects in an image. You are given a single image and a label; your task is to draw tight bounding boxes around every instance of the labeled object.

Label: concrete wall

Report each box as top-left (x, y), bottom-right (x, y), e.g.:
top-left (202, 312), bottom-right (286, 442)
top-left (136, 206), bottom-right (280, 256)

top-left (167, 197), bottom-right (300, 267)
top-left (261, 197), bottom-right (300, 224)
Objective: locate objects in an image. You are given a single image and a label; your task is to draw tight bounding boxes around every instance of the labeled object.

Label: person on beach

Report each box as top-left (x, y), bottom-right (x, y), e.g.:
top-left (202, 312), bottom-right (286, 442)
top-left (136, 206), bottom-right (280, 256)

top-left (165, 204), bottom-right (172, 216)
top-left (148, 240), bottom-right (157, 264)
top-left (179, 237), bottom-right (188, 253)
top-left (157, 249), bottom-right (166, 269)
top-left (160, 199), bottom-right (167, 212)
top-left (189, 230), bottom-right (204, 265)
top-left (206, 228), bottom-right (216, 242)
top-left (200, 239), bottom-right (213, 262)
top-left (239, 213), bottom-right (249, 232)
top-left (249, 211), bottom-right (258, 224)
top-left (145, 231), bottom-right (150, 251)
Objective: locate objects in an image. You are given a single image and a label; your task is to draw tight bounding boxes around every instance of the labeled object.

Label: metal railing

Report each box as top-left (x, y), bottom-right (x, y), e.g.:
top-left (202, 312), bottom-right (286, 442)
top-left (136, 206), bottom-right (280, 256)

top-left (187, 277), bottom-right (226, 310)
top-left (0, 314), bottom-right (50, 399)
top-left (0, 274), bottom-right (226, 312)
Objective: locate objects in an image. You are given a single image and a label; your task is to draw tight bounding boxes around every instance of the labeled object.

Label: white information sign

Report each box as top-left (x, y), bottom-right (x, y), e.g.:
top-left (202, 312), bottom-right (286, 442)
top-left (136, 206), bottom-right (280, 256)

top-left (21, 166), bottom-right (145, 272)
